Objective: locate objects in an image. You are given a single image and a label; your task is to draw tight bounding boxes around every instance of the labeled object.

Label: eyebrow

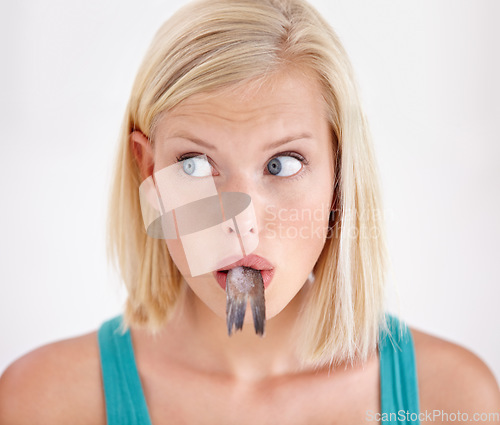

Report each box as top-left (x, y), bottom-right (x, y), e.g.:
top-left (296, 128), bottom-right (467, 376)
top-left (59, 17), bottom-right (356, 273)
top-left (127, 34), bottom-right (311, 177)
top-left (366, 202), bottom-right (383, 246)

top-left (168, 132), bottom-right (313, 151)
top-left (265, 133), bottom-right (313, 150)
top-left (169, 133), bottom-right (218, 151)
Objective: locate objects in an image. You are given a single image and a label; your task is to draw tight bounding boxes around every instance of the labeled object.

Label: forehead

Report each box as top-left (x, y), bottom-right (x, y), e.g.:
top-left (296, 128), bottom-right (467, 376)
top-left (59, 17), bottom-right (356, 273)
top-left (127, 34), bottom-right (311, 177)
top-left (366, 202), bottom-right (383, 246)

top-left (155, 70), bottom-right (328, 133)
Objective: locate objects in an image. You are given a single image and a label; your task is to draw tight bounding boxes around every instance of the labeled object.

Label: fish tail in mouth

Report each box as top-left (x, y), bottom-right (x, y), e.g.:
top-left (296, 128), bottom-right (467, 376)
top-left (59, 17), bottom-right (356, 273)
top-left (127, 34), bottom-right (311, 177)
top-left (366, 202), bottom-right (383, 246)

top-left (250, 293), bottom-right (265, 336)
top-left (225, 266), bottom-right (266, 336)
top-left (226, 292), bottom-right (247, 335)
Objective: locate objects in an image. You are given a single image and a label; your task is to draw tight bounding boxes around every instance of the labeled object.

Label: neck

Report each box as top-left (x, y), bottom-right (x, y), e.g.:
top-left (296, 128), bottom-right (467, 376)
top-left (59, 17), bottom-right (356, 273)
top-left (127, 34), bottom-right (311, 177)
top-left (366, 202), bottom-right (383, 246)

top-left (134, 283), bottom-right (312, 382)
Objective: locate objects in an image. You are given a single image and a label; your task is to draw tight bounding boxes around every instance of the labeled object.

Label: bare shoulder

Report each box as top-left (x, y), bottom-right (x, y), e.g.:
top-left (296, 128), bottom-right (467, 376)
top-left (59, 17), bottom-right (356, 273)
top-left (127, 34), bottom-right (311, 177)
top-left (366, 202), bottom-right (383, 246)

top-left (0, 331), bottom-right (106, 425)
top-left (411, 327), bottom-right (500, 416)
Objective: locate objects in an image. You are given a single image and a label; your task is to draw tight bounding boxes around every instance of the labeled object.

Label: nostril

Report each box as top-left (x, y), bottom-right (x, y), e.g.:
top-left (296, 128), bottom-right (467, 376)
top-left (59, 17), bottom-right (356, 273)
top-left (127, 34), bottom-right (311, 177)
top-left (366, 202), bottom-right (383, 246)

top-left (247, 226), bottom-right (256, 234)
top-left (238, 225), bottom-right (257, 237)
top-left (222, 221), bottom-right (237, 234)
top-left (222, 218), bottom-right (257, 236)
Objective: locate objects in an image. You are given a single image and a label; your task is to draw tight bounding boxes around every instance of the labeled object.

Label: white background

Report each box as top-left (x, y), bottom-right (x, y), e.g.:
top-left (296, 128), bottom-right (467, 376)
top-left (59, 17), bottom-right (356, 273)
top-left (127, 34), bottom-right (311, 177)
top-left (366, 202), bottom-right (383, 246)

top-left (1, 0), bottom-right (499, 383)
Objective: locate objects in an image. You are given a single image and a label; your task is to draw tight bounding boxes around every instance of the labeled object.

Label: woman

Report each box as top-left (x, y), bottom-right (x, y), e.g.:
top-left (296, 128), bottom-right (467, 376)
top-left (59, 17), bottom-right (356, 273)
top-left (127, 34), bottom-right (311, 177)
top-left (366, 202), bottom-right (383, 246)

top-left (1, 0), bottom-right (498, 423)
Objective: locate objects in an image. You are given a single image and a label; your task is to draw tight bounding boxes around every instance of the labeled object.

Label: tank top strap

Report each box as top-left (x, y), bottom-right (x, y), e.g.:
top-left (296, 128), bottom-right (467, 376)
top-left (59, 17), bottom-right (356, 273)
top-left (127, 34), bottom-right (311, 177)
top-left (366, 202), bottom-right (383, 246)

top-left (98, 315), bottom-right (153, 425)
top-left (379, 314), bottom-right (420, 424)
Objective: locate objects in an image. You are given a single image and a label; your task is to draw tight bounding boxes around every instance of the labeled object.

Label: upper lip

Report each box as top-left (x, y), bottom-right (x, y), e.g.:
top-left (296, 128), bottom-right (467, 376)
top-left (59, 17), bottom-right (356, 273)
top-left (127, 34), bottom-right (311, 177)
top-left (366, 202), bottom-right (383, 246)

top-left (217, 254), bottom-right (274, 272)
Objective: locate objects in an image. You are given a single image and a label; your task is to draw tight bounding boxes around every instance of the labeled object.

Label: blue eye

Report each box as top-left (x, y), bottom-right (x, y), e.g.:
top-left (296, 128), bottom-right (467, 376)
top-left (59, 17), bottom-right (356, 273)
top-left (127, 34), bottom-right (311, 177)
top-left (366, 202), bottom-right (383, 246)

top-left (267, 156), bottom-right (302, 176)
top-left (180, 156), bottom-right (212, 177)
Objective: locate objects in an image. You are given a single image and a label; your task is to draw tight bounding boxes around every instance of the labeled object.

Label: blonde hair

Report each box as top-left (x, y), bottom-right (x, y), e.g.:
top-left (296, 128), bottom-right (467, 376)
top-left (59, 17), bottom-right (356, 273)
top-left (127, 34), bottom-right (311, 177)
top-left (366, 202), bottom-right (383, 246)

top-left (108, 0), bottom-right (388, 367)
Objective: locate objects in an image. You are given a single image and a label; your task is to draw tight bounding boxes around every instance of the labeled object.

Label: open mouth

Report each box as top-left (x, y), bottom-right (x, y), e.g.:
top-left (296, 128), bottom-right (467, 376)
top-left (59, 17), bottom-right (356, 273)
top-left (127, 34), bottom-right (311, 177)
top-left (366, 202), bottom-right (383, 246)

top-left (213, 254), bottom-right (274, 290)
top-left (214, 268), bottom-right (274, 290)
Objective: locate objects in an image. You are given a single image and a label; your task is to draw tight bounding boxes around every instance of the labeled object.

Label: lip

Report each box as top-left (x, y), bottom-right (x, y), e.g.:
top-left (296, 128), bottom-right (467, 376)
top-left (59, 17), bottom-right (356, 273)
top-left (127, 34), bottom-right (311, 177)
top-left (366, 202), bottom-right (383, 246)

top-left (213, 254), bottom-right (275, 290)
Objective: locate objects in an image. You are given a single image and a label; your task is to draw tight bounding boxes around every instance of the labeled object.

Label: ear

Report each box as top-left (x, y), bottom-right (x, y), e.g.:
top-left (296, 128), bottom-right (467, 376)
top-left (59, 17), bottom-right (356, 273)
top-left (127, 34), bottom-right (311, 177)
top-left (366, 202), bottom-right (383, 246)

top-left (130, 130), bottom-right (155, 181)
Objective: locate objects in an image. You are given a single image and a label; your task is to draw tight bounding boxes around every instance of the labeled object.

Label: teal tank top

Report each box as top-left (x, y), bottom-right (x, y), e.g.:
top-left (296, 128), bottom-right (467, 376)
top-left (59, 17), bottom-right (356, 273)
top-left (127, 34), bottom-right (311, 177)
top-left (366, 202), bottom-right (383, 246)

top-left (98, 314), bottom-right (420, 424)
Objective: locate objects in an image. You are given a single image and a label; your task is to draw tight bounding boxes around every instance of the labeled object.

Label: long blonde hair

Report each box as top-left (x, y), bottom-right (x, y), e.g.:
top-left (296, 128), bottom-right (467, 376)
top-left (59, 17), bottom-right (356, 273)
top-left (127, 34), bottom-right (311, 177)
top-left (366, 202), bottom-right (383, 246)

top-left (108, 0), bottom-right (388, 367)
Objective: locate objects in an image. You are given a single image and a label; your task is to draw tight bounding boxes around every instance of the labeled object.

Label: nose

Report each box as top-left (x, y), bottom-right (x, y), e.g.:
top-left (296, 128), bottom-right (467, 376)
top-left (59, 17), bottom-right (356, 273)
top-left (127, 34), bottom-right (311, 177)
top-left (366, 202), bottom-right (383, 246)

top-left (217, 175), bottom-right (260, 238)
top-left (221, 195), bottom-right (259, 256)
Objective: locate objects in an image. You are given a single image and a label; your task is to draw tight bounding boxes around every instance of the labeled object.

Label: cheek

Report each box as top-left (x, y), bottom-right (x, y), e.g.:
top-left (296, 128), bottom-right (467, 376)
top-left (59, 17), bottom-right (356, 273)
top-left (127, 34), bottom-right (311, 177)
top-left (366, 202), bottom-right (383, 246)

top-left (261, 179), bottom-right (332, 244)
top-left (259, 180), bottom-right (333, 318)
top-left (166, 238), bottom-right (227, 317)
top-left (165, 239), bottom-right (190, 277)
top-left (262, 203), bottom-right (330, 242)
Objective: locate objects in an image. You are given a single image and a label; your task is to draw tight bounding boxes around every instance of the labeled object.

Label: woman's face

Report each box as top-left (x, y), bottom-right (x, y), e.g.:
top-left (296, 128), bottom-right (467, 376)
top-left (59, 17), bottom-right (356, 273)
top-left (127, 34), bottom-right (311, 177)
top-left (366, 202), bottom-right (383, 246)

top-left (153, 70), bottom-right (335, 322)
